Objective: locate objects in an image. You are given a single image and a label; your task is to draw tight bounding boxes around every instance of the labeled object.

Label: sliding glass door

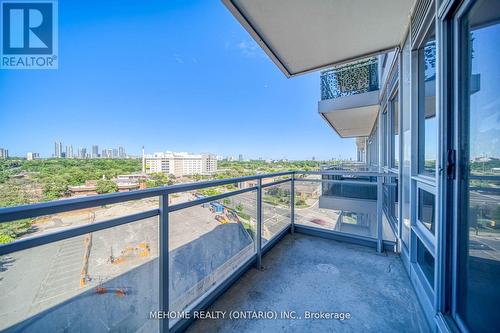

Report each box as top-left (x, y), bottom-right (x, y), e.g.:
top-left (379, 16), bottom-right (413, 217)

top-left (454, 1), bottom-right (500, 331)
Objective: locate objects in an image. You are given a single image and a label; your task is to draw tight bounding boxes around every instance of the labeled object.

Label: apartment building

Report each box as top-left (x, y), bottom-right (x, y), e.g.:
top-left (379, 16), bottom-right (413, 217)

top-left (143, 152), bottom-right (217, 177)
top-left (53, 141), bottom-right (62, 158)
top-left (26, 152), bottom-right (39, 161)
top-left (0, 148), bottom-right (8, 159)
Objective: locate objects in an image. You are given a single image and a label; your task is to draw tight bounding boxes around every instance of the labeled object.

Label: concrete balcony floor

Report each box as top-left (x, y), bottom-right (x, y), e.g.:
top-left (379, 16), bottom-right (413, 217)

top-left (187, 233), bottom-right (429, 333)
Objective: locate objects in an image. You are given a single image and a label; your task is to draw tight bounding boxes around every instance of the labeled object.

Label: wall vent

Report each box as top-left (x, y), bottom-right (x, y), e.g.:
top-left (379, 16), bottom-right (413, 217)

top-left (411, 0), bottom-right (433, 43)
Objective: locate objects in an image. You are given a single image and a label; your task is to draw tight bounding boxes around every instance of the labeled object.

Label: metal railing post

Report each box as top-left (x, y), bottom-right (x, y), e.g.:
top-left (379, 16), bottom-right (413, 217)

top-left (256, 178), bottom-right (262, 269)
top-left (376, 176), bottom-right (383, 253)
top-left (159, 194), bottom-right (169, 333)
top-left (290, 174), bottom-right (295, 234)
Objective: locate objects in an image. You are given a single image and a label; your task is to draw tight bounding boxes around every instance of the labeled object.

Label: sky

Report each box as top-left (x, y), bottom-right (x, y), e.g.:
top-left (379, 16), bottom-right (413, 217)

top-left (469, 23), bottom-right (500, 159)
top-left (0, 0), bottom-right (355, 160)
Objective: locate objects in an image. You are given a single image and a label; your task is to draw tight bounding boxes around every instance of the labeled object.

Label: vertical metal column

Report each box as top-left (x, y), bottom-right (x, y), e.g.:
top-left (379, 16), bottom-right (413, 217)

top-left (256, 178), bottom-right (262, 269)
top-left (159, 194), bottom-right (169, 333)
top-left (290, 174), bottom-right (295, 234)
top-left (376, 176), bottom-right (384, 253)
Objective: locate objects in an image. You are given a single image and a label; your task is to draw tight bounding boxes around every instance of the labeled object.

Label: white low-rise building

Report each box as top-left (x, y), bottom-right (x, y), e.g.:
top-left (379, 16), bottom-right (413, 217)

top-left (143, 151), bottom-right (217, 176)
top-left (26, 152), bottom-right (40, 160)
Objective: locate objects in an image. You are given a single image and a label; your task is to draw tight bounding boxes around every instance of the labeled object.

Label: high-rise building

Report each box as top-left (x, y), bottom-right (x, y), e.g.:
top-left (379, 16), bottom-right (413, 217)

top-left (78, 147), bottom-right (87, 159)
top-left (238, 154), bottom-right (243, 161)
top-left (0, 148), bottom-right (8, 159)
top-left (27, 152), bottom-right (40, 160)
top-left (118, 146), bottom-right (125, 158)
top-left (92, 145), bottom-right (99, 158)
top-left (66, 145), bottom-right (73, 159)
top-left (112, 148), bottom-right (118, 159)
top-left (144, 151), bottom-right (217, 176)
top-left (54, 141), bottom-right (62, 158)
top-left (106, 148), bottom-right (113, 158)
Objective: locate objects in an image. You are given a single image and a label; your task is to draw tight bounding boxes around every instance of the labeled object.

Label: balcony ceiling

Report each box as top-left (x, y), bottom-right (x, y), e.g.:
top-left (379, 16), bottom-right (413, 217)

top-left (321, 105), bottom-right (379, 138)
top-left (222, 0), bottom-right (416, 77)
top-left (319, 90), bottom-right (379, 138)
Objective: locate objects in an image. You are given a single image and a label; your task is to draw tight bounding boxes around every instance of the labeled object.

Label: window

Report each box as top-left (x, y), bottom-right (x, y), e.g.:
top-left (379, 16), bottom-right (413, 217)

top-left (401, 34), bottom-right (411, 249)
top-left (418, 24), bottom-right (437, 177)
top-left (456, 1), bottom-right (500, 331)
top-left (368, 118), bottom-right (379, 166)
top-left (391, 94), bottom-right (399, 168)
top-left (417, 188), bottom-right (435, 235)
top-left (417, 238), bottom-right (434, 288)
top-left (382, 109), bottom-right (388, 168)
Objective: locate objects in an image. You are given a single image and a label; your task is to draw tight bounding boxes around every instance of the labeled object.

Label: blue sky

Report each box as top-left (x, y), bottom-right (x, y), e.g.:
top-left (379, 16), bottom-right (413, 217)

top-left (0, 0), bottom-right (355, 160)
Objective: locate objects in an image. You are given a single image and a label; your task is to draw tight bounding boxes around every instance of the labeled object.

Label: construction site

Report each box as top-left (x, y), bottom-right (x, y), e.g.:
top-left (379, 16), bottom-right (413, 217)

top-left (0, 184), bottom-right (297, 332)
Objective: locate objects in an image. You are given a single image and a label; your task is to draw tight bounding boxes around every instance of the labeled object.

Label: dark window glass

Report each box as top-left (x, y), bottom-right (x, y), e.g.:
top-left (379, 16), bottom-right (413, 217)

top-left (418, 189), bottom-right (435, 234)
top-left (457, 1), bottom-right (500, 332)
top-left (417, 238), bottom-right (434, 288)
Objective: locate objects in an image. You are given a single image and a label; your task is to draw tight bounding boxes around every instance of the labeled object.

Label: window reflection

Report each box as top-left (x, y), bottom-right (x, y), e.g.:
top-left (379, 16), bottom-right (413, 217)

top-left (417, 238), bottom-right (434, 288)
top-left (419, 28), bottom-right (437, 177)
top-left (457, 1), bottom-right (500, 332)
top-left (418, 188), bottom-right (435, 235)
top-left (401, 35), bottom-right (411, 249)
top-left (392, 96), bottom-right (399, 168)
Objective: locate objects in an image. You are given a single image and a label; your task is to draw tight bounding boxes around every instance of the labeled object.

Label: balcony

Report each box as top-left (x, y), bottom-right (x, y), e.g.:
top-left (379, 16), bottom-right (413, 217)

top-left (0, 171), bottom-right (428, 332)
top-left (319, 58), bottom-right (380, 138)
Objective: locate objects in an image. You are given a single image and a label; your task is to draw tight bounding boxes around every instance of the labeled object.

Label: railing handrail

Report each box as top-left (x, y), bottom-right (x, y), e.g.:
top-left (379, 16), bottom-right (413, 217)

top-left (298, 170), bottom-right (396, 177)
top-left (0, 171), bottom-right (294, 223)
top-left (0, 170), bottom-right (399, 223)
top-left (0, 168), bottom-right (393, 331)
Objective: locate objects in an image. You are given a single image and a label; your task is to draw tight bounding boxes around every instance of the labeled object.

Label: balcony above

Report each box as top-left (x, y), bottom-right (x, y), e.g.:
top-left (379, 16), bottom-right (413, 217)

top-left (222, 0), bottom-right (416, 77)
top-left (319, 58), bottom-right (380, 138)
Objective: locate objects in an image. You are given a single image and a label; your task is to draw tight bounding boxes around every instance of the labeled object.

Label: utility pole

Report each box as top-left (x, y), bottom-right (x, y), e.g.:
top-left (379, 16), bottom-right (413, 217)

top-left (142, 146), bottom-right (145, 174)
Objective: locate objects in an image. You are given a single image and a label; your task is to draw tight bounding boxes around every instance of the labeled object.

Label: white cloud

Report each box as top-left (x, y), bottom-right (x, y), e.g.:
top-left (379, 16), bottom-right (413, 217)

top-left (235, 39), bottom-right (266, 58)
top-left (173, 53), bottom-right (184, 64)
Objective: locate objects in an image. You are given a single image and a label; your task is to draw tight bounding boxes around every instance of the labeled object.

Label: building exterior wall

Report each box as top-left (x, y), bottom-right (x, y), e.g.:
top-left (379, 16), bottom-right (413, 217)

top-left (144, 152), bottom-right (217, 177)
top-left (0, 148), bottom-right (8, 159)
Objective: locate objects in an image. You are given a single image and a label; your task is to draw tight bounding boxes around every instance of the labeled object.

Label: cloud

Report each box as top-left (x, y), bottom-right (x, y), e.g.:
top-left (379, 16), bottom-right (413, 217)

top-left (235, 39), bottom-right (266, 58)
top-left (173, 53), bottom-right (184, 64)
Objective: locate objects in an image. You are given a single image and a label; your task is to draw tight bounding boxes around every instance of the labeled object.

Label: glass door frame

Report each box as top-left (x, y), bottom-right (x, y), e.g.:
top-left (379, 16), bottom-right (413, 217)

top-left (438, 0), bottom-right (491, 332)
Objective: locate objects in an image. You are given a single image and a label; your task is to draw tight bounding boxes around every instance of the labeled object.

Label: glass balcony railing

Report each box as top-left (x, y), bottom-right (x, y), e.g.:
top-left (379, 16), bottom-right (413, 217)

top-left (0, 170), bottom-right (396, 332)
top-left (320, 57), bottom-right (379, 100)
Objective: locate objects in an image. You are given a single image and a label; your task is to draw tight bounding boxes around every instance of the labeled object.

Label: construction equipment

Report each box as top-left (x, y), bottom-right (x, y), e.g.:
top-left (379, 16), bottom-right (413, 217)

top-left (215, 214), bottom-right (229, 224)
top-left (109, 241), bottom-right (151, 264)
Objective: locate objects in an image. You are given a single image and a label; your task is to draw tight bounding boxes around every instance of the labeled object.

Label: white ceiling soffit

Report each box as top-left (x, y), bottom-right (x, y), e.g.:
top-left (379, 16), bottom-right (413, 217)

top-left (222, 0), bottom-right (416, 77)
top-left (321, 105), bottom-right (379, 138)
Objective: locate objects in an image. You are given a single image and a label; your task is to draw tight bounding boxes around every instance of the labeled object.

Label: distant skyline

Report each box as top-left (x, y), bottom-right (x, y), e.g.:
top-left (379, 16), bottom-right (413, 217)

top-left (4, 140), bottom-right (352, 161)
top-left (0, 0), bottom-right (356, 160)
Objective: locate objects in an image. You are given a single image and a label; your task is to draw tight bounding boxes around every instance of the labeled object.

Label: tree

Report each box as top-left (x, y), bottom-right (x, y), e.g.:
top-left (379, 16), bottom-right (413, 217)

top-left (95, 179), bottom-right (118, 194)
